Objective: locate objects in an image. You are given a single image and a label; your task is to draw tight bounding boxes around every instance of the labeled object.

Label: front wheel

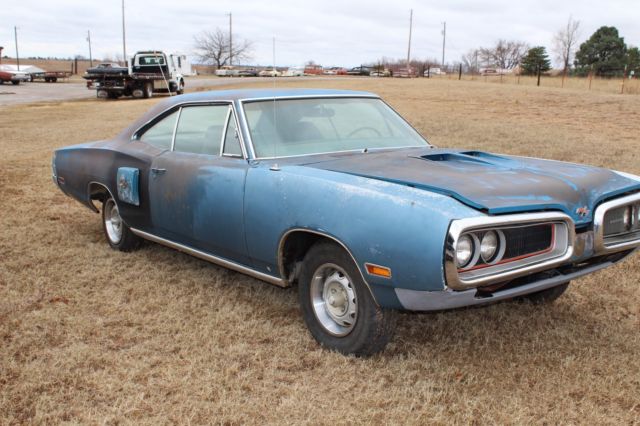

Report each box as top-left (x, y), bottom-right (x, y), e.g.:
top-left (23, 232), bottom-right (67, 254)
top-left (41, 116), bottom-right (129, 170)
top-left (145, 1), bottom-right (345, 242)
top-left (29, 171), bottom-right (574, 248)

top-left (102, 197), bottom-right (141, 251)
top-left (298, 242), bottom-right (397, 356)
top-left (12, 80), bottom-right (20, 85)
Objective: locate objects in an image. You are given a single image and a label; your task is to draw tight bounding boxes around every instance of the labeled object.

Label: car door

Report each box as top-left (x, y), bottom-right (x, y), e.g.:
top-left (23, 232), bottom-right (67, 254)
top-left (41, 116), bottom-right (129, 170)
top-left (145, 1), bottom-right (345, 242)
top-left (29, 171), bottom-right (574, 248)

top-left (146, 103), bottom-right (251, 265)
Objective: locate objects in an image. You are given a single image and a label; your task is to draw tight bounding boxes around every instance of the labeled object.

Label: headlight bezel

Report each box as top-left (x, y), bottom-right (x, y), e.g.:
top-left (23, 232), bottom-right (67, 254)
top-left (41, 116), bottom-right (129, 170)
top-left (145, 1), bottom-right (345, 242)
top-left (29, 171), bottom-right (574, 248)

top-left (445, 212), bottom-right (575, 290)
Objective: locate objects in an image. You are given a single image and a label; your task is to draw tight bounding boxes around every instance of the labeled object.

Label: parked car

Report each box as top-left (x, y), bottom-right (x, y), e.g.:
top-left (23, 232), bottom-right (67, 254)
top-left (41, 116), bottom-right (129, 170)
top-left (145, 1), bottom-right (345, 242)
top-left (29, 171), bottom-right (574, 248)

top-left (370, 69), bottom-right (391, 77)
top-left (238, 68), bottom-right (258, 77)
top-left (394, 68), bottom-right (416, 78)
top-left (282, 66), bottom-right (304, 77)
top-left (425, 67), bottom-right (446, 76)
top-left (346, 66), bottom-right (372, 76)
top-left (323, 67), bottom-right (347, 75)
top-left (0, 65), bottom-right (31, 85)
top-left (258, 68), bottom-right (281, 77)
top-left (215, 66), bottom-right (238, 77)
top-left (52, 89), bottom-right (640, 356)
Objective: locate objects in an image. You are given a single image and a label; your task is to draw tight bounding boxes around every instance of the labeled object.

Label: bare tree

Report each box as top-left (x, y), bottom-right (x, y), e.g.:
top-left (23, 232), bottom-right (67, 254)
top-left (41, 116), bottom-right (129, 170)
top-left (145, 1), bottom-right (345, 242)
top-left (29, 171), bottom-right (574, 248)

top-left (553, 16), bottom-right (580, 76)
top-left (194, 28), bottom-right (252, 69)
top-left (479, 40), bottom-right (528, 69)
top-left (461, 49), bottom-right (480, 73)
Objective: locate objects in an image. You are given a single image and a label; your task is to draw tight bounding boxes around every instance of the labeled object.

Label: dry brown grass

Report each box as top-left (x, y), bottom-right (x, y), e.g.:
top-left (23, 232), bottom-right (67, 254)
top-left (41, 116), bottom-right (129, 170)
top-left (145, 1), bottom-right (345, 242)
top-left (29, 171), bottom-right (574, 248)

top-left (432, 73), bottom-right (640, 96)
top-left (1, 78), bottom-right (639, 424)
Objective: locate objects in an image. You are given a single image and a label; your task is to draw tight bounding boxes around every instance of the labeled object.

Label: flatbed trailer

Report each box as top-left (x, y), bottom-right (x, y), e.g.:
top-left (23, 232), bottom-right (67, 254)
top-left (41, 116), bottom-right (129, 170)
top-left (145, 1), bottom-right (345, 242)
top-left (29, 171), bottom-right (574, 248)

top-left (30, 71), bottom-right (73, 83)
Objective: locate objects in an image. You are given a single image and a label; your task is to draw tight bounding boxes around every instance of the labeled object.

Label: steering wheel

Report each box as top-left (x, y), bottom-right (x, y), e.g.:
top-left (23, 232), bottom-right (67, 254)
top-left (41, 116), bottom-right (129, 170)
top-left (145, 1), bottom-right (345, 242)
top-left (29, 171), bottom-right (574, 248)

top-left (347, 126), bottom-right (382, 138)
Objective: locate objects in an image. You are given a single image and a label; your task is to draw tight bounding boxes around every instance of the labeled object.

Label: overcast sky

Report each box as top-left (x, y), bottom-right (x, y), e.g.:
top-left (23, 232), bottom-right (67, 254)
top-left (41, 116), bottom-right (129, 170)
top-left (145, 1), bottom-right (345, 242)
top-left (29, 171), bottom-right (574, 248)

top-left (1, 0), bottom-right (638, 67)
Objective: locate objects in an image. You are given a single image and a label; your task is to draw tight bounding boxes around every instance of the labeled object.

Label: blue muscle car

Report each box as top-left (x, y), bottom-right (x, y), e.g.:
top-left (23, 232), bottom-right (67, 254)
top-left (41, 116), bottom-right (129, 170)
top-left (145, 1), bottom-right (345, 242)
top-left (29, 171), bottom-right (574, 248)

top-left (52, 89), bottom-right (640, 355)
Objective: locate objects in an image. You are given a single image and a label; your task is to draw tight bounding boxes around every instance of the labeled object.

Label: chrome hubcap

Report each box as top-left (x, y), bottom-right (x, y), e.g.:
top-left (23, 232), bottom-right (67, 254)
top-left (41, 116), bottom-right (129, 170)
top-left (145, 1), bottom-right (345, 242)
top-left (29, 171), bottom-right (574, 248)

top-left (310, 263), bottom-right (357, 336)
top-left (104, 199), bottom-right (123, 244)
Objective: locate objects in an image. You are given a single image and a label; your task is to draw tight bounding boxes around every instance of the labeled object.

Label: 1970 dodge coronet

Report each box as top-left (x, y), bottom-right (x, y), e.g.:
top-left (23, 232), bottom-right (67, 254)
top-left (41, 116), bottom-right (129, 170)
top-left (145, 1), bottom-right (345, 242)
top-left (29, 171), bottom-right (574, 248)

top-left (52, 89), bottom-right (640, 355)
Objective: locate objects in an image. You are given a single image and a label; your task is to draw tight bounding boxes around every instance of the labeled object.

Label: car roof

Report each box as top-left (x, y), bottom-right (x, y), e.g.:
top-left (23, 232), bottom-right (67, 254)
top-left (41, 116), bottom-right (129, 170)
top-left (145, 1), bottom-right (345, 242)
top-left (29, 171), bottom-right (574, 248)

top-left (118, 88), bottom-right (380, 140)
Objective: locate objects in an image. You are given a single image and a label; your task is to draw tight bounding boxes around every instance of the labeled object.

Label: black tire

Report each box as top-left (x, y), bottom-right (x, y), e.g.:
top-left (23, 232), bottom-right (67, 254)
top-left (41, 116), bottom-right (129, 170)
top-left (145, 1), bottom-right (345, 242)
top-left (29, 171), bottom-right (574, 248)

top-left (143, 82), bottom-right (153, 99)
top-left (518, 282), bottom-right (569, 305)
top-left (51, 77), bottom-right (58, 83)
top-left (176, 80), bottom-right (184, 95)
top-left (298, 242), bottom-right (397, 356)
top-left (12, 80), bottom-right (20, 85)
top-left (102, 197), bottom-right (141, 252)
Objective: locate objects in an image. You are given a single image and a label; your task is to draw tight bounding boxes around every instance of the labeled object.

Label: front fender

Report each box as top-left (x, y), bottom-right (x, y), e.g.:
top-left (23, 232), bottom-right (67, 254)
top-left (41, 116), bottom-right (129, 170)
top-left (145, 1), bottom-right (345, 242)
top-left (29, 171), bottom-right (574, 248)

top-left (244, 165), bottom-right (482, 306)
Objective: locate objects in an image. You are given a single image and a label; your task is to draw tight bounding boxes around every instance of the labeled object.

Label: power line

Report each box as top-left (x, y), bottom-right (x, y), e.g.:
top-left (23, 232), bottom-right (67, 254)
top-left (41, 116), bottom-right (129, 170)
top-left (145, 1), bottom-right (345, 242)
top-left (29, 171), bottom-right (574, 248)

top-left (406, 9), bottom-right (413, 70)
top-left (441, 21), bottom-right (446, 68)
top-left (14, 26), bottom-right (20, 71)
top-left (122, 0), bottom-right (127, 64)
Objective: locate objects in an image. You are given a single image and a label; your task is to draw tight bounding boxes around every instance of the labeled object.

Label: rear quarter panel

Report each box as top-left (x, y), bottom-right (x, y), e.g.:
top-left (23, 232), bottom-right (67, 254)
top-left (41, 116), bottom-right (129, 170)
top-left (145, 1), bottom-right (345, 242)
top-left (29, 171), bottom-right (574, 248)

top-left (54, 140), bottom-right (161, 230)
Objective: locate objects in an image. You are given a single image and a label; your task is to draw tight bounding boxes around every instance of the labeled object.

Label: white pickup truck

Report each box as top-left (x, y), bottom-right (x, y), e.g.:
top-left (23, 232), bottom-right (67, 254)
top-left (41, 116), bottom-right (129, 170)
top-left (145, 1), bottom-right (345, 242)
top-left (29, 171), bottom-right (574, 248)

top-left (84, 51), bottom-right (190, 99)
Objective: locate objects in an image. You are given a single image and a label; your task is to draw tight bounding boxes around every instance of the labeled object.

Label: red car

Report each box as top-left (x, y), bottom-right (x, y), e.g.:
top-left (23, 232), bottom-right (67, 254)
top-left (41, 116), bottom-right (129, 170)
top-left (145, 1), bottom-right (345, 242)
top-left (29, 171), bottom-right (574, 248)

top-left (0, 66), bottom-right (30, 85)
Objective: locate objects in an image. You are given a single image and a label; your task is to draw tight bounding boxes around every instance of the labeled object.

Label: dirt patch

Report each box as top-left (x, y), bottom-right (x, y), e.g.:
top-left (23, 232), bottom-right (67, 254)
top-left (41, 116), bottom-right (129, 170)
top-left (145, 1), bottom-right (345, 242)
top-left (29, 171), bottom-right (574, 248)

top-left (1, 78), bottom-right (639, 424)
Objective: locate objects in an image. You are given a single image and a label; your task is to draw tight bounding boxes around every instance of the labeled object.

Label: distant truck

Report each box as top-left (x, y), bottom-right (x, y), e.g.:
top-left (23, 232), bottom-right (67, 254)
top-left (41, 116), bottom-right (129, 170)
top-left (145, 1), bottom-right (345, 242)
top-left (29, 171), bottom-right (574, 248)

top-left (83, 51), bottom-right (188, 99)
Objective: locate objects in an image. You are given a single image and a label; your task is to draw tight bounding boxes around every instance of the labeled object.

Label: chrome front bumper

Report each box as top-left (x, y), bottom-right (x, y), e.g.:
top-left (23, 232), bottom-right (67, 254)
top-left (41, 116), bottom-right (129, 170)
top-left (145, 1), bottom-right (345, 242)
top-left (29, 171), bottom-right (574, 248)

top-left (395, 249), bottom-right (634, 311)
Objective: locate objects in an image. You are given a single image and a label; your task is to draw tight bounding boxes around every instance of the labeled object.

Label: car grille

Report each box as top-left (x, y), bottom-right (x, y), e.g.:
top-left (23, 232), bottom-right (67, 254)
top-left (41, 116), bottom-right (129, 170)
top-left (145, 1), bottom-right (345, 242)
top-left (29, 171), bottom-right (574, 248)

top-left (502, 224), bottom-right (553, 259)
top-left (603, 204), bottom-right (639, 236)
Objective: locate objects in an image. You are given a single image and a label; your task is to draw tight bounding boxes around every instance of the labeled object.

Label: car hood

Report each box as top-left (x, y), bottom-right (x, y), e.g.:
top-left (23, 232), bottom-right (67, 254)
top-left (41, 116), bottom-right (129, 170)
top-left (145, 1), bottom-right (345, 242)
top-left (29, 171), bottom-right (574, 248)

top-left (304, 148), bottom-right (640, 224)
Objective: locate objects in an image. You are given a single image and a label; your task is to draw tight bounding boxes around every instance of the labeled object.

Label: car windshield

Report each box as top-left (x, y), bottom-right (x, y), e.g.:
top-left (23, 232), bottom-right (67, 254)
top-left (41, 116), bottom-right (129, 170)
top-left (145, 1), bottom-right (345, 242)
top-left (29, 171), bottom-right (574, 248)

top-left (243, 97), bottom-right (429, 158)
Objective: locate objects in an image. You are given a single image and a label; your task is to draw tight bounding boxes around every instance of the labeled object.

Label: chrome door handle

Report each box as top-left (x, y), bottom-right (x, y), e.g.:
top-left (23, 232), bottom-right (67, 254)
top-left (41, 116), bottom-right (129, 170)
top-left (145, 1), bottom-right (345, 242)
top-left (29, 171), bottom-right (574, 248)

top-left (151, 168), bottom-right (166, 175)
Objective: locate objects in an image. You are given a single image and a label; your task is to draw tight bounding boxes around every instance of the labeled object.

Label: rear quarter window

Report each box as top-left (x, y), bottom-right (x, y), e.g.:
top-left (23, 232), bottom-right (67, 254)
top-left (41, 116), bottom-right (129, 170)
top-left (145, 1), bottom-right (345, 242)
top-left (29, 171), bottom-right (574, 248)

top-left (139, 110), bottom-right (179, 150)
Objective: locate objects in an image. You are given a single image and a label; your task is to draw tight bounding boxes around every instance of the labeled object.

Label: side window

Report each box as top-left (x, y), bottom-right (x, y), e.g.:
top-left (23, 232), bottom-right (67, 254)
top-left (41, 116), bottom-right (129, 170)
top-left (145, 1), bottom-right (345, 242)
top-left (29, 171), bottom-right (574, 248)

top-left (173, 105), bottom-right (229, 155)
top-left (139, 110), bottom-right (178, 150)
top-left (222, 112), bottom-right (243, 156)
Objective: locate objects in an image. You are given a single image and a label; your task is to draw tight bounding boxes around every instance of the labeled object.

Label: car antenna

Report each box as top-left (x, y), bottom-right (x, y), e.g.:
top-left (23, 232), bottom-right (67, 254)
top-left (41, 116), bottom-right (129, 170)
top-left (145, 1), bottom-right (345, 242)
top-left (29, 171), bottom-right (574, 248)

top-left (271, 35), bottom-right (279, 168)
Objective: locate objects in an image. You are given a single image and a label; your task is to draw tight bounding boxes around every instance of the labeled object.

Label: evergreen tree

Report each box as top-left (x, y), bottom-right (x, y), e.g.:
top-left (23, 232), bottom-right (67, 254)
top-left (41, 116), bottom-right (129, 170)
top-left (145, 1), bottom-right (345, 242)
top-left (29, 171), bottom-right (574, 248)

top-left (574, 26), bottom-right (627, 76)
top-left (627, 47), bottom-right (640, 75)
top-left (520, 46), bottom-right (552, 75)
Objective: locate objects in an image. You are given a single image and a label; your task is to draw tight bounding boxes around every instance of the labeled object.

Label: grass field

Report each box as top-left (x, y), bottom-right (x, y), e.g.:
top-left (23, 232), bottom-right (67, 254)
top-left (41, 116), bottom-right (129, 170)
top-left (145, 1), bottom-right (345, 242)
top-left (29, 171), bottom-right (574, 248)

top-left (1, 78), bottom-right (639, 424)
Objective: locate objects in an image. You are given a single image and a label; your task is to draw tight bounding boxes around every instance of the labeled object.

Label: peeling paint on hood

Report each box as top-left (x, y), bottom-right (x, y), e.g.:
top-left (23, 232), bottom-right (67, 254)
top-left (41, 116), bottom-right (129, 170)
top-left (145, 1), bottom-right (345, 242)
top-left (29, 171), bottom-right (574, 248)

top-left (304, 148), bottom-right (640, 224)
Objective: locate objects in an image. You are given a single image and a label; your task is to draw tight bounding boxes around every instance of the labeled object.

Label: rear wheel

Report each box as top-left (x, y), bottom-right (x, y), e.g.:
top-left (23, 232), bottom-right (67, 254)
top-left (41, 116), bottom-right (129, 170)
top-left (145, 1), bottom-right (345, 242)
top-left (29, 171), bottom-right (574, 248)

top-left (298, 242), bottom-right (397, 356)
top-left (11, 80), bottom-right (20, 85)
top-left (518, 282), bottom-right (569, 304)
top-left (143, 82), bottom-right (153, 99)
top-left (176, 80), bottom-right (184, 95)
top-left (102, 197), bottom-right (141, 251)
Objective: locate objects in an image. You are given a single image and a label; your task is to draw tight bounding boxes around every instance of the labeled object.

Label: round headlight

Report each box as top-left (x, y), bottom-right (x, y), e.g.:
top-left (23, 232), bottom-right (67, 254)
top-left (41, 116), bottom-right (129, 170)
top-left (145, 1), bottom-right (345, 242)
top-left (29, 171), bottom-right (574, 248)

top-left (456, 234), bottom-right (474, 268)
top-left (480, 231), bottom-right (499, 263)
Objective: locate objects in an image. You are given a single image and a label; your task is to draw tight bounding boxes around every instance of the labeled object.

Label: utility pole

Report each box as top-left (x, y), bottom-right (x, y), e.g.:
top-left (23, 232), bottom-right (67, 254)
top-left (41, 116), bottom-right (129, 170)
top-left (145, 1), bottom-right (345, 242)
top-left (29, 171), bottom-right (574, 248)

top-left (87, 30), bottom-right (93, 67)
top-left (14, 26), bottom-right (20, 70)
top-left (406, 9), bottom-right (413, 72)
top-left (228, 12), bottom-right (233, 66)
top-left (441, 21), bottom-right (446, 69)
top-left (121, 0), bottom-right (127, 65)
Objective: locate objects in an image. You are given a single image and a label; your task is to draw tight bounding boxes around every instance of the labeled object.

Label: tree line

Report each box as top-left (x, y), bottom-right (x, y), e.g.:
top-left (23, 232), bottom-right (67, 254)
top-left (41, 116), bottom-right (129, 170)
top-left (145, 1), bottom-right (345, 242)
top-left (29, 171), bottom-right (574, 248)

top-left (462, 19), bottom-right (639, 77)
top-left (192, 18), bottom-right (639, 78)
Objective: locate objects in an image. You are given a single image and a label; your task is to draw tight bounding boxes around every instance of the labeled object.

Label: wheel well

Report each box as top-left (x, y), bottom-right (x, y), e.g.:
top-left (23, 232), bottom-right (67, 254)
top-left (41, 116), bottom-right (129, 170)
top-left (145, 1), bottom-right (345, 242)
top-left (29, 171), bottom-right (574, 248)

top-left (279, 230), bottom-right (361, 286)
top-left (279, 231), bottom-right (323, 284)
top-left (88, 182), bottom-right (112, 212)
